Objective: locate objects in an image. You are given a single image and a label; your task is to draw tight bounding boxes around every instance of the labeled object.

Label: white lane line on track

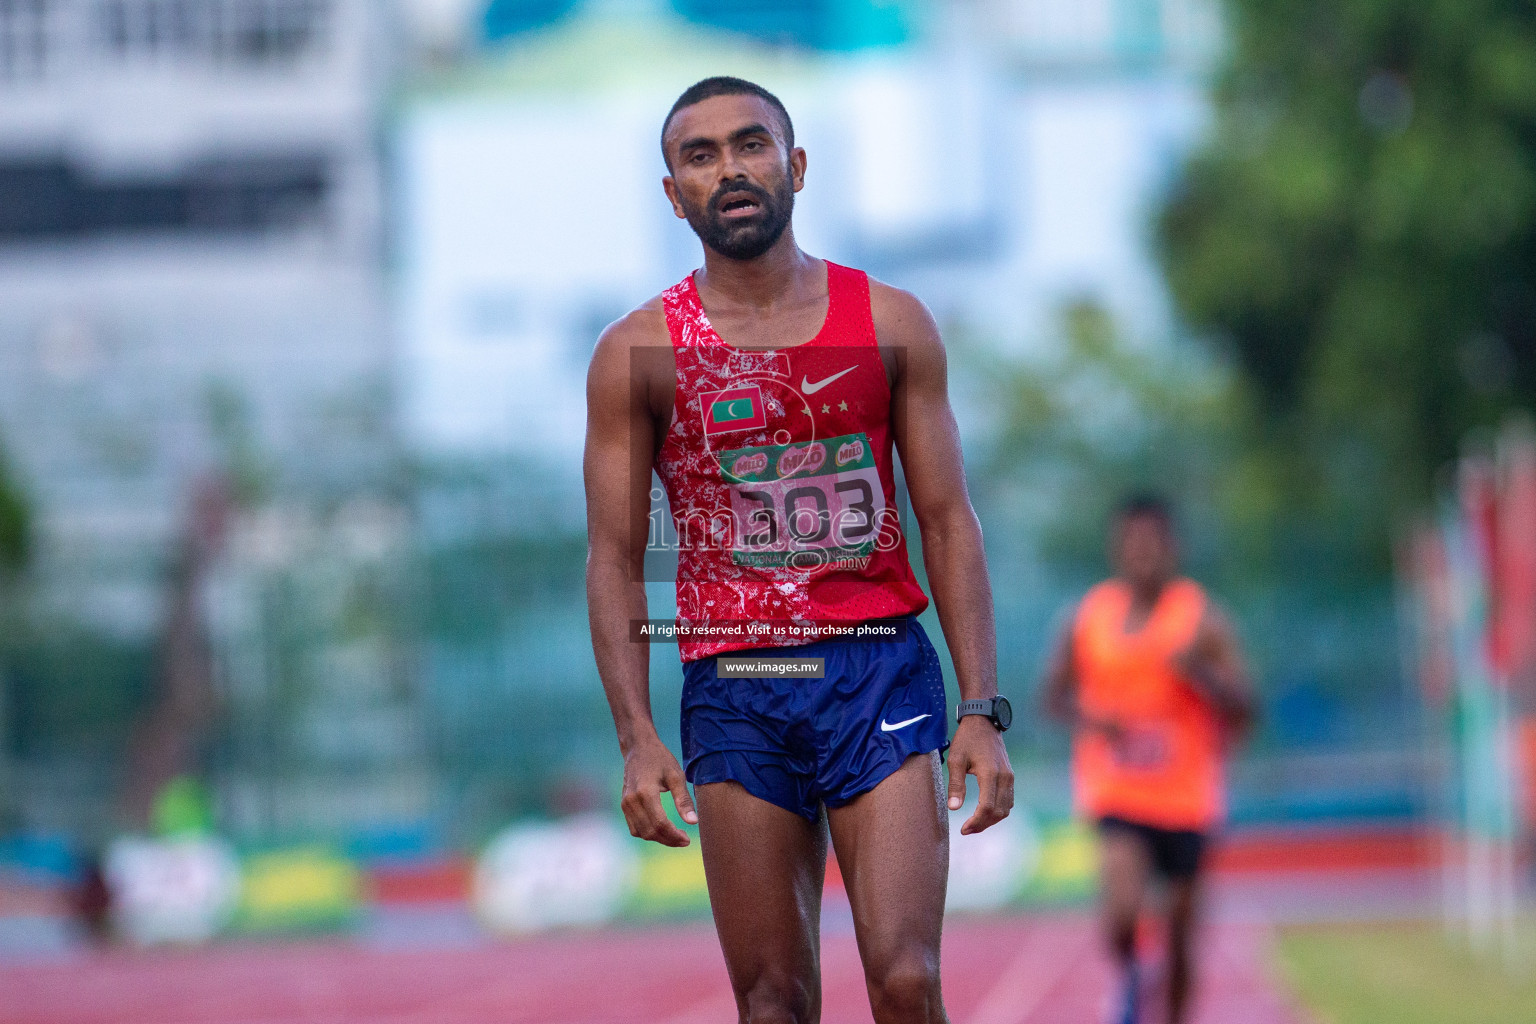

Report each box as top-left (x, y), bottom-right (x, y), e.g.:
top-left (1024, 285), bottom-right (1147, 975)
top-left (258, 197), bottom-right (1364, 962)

top-left (963, 924), bottom-right (1091, 1024)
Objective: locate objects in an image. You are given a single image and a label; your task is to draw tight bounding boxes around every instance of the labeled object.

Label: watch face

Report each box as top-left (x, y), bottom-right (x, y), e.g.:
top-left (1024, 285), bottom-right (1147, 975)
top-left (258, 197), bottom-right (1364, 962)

top-left (993, 695), bottom-right (1013, 730)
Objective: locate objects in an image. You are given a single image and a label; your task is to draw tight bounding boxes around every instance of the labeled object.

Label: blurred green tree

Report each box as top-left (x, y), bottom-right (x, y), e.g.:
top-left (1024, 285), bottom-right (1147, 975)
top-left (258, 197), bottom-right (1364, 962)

top-left (979, 300), bottom-right (1240, 565)
top-left (0, 441), bottom-right (28, 574)
top-left (1159, 0), bottom-right (1536, 514)
top-left (0, 439), bottom-right (29, 827)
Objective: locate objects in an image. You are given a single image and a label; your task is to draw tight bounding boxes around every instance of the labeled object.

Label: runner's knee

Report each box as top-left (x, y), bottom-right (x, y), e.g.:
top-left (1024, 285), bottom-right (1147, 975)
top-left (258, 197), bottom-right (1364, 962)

top-left (865, 949), bottom-right (942, 1023)
top-left (738, 971), bottom-right (815, 1024)
top-left (1165, 881), bottom-right (1200, 949)
top-left (1166, 912), bottom-right (1196, 963)
top-left (1103, 910), bottom-right (1138, 960)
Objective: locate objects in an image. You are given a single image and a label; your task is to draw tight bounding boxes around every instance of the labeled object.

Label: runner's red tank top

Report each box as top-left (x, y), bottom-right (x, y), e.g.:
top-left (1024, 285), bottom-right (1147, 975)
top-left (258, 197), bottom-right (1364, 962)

top-left (655, 261), bottom-right (929, 662)
top-left (1070, 578), bottom-right (1226, 830)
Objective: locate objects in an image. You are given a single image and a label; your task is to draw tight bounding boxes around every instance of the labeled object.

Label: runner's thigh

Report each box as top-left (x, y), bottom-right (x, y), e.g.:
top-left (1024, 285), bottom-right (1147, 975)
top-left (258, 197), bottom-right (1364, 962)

top-left (1097, 822), bottom-right (1152, 924)
top-left (825, 753), bottom-right (947, 979)
top-left (697, 780), bottom-right (828, 1019)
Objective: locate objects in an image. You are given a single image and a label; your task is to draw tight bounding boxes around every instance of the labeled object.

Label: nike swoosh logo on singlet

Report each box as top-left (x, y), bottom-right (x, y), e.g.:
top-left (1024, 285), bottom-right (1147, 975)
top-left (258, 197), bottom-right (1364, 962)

top-left (879, 714), bottom-right (931, 732)
top-left (801, 366), bottom-right (858, 394)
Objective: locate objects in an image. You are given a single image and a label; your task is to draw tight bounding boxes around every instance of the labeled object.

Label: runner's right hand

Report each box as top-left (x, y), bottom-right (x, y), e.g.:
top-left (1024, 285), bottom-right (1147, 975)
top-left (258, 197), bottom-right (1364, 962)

top-left (620, 736), bottom-right (699, 847)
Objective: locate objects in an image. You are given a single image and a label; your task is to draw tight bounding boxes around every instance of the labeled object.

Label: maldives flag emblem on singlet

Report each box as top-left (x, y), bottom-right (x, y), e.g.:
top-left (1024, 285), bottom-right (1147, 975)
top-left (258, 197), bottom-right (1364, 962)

top-left (700, 385), bottom-right (767, 436)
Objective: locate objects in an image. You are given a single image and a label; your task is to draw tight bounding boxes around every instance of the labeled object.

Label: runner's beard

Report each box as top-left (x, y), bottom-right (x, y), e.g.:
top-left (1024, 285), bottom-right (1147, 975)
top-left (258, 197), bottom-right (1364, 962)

top-left (682, 176), bottom-right (795, 261)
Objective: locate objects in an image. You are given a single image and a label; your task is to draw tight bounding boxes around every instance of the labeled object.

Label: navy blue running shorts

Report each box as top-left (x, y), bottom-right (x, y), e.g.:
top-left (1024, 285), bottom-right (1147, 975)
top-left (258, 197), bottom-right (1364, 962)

top-left (680, 616), bottom-right (950, 822)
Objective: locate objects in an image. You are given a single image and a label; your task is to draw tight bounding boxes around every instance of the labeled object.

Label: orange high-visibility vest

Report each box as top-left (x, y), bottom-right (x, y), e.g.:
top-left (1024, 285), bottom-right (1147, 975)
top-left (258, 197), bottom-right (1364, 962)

top-left (1071, 578), bottom-right (1225, 831)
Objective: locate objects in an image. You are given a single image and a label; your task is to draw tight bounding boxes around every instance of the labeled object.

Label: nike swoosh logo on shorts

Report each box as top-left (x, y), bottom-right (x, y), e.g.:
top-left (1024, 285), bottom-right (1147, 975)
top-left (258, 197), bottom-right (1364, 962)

top-left (801, 366), bottom-right (858, 394)
top-left (880, 713), bottom-right (931, 732)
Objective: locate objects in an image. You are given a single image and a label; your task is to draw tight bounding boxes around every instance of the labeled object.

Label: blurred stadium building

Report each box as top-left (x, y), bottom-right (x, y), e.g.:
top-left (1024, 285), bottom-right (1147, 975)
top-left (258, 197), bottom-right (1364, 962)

top-left (0, 0), bottom-right (407, 841)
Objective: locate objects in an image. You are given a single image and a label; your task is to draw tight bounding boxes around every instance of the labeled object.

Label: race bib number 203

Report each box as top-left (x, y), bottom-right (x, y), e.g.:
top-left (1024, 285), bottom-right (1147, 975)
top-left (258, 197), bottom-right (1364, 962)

top-left (717, 432), bottom-right (890, 570)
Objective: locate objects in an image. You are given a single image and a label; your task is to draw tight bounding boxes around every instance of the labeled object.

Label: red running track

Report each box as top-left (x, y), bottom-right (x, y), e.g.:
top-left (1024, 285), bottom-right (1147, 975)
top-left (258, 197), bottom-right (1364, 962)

top-left (0, 913), bottom-right (1309, 1024)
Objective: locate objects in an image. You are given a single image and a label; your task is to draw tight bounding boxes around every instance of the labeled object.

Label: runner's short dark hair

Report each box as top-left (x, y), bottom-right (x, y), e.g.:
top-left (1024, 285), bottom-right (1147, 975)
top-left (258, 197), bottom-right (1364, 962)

top-left (1115, 491), bottom-right (1175, 531)
top-left (661, 76), bottom-right (794, 168)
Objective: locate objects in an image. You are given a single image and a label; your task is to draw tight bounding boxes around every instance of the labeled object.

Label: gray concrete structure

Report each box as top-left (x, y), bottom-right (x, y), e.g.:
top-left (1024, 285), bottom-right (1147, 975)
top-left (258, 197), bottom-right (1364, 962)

top-left (0, 0), bottom-right (394, 637)
top-left (0, 1), bottom-right (413, 840)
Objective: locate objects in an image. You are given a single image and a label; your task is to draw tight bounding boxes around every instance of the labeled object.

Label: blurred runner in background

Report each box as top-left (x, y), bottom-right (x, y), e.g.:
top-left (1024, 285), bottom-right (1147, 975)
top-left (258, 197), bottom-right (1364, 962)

top-left (1043, 494), bottom-right (1255, 1024)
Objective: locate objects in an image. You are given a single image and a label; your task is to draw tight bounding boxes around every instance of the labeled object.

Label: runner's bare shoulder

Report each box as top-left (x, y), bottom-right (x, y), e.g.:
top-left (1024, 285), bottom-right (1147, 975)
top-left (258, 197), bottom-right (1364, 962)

top-left (866, 277), bottom-right (943, 350)
top-left (588, 296), bottom-right (674, 404)
top-left (591, 296), bottom-right (669, 363)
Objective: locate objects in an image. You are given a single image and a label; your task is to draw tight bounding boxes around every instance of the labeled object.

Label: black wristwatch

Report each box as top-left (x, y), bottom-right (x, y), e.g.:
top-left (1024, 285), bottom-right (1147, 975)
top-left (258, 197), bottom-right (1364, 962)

top-left (956, 695), bottom-right (1012, 732)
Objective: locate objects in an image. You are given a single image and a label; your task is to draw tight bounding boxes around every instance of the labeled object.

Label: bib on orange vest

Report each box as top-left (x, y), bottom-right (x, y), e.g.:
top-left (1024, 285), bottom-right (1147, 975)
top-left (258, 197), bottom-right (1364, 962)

top-left (1070, 578), bottom-right (1225, 831)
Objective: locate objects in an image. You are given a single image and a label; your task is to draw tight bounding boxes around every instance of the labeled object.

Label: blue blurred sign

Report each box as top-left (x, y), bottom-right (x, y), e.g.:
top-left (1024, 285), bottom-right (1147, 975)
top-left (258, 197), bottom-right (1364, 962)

top-left (672, 0), bottom-right (912, 51)
top-left (483, 0), bottom-right (581, 42)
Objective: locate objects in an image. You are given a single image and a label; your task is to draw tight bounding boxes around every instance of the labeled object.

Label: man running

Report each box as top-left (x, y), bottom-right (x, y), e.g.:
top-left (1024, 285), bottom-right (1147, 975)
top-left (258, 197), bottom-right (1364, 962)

top-left (1043, 495), bottom-right (1254, 1024)
top-left (585, 77), bottom-right (1013, 1024)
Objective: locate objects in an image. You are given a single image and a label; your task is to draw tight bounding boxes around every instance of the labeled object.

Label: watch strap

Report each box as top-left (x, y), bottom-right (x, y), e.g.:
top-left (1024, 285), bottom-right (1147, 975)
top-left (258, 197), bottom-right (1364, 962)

top-left (956, 698), bottom-right (994, 721)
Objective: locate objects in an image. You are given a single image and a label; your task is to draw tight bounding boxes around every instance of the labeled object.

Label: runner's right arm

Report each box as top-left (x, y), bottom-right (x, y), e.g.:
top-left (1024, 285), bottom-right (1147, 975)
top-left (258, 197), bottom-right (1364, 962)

top-left (1041, 621), bottom-right (1077, 727)
top-left (585, 311), bottom-right (697, 847)
top-left (1041, 617), bottom-right (1123, 744)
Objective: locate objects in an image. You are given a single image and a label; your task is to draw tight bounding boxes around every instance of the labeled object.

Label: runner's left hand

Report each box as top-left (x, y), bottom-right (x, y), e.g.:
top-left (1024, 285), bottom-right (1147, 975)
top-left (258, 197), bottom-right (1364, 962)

top-left (946, 715), bottom-right (1014, 835)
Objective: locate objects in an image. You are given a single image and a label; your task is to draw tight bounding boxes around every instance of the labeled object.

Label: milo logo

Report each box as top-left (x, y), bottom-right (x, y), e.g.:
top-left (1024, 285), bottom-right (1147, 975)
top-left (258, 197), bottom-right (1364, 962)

top-left (776, 443), bottom-right (827, 478)
top-left (731, 452), bottom-right (768, 477)
top-left (835, 439), bottom-right (865, 466)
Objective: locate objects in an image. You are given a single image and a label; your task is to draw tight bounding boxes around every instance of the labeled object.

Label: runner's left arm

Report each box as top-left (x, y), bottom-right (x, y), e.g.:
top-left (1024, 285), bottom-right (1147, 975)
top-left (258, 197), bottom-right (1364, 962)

top-left (876, 282), bottom-right (1014, 835)
top-left (1177, 603), bottom-right (1257, 738)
